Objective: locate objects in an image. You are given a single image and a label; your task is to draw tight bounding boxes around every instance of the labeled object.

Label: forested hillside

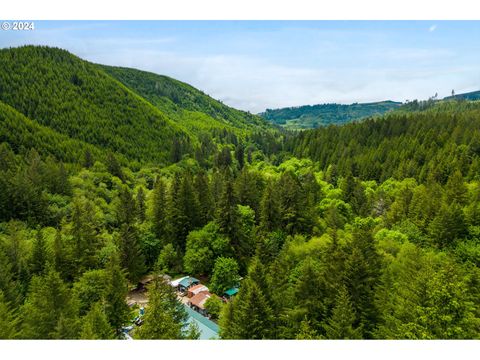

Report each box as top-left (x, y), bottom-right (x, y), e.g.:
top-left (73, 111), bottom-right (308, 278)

top-left (444, 90), bottom-right (480, 101)
top-left (286, 100), bottom-right (480, 183)
top-left (260, 101), bottom-right (401, 129)
top-left (0, 45), bottom-right (479, 340)
top-left (100, 65), bottom-right (268, 132)
top-left (0, 46), bottom-right (274, 167)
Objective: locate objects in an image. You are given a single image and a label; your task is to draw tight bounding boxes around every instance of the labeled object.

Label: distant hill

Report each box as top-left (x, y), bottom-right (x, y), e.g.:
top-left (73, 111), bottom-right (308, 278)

top-left (444, 90), bottom-right (480, 101)
top-left (0, 46), bottom-right (272, 165)
top-left (259, 101), bottom-right (402, 129)
top-left (99, 65), bottom-right (269, 134)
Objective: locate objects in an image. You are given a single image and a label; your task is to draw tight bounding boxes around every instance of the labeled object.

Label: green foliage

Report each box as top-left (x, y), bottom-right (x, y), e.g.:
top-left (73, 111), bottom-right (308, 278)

top-left (261, 101), bottom-right (401, 129)
top-left (220, 278), bottom-right (273, 339)
top-left (183, 222), bottom-right (230, 276)
top-left (287, 101), bottom-right (480, 183)
top-left (1, 45), bottom-right (480, 340)
top-left (210, 257), bottom-right (240, 295)
top-left (0, 46), bottom-right (191, 164)
top-left (80, 302), bottom-right (115, 340)
top-left (324, 286), bottom-right (362, 339)
top-left (0, 290), bottom-right (20, 339)
top-left (135, 277), bottom-right (189, 339)
top-left (204, 295), bottom-right (224, 319)
top-left (20, 267), bottom-right (79, 339)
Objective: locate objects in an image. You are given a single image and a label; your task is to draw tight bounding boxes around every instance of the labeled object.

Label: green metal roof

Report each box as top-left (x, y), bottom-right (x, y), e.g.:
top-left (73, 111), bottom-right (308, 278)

top-left (184, 305), bottom-right (219, 339)
top-left (178, 276), bottom-right (199, 288)
top-left (224, 287), bottom-right (239, 296)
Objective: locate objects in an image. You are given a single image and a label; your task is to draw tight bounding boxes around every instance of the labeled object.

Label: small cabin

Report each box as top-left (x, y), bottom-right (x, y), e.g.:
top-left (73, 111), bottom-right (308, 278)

top-left (172, 276), bottom-right (200, 293)
top-left (187, 284), bottom-right (209, 298)
top-left (188, 291), bottom-right (211, 316)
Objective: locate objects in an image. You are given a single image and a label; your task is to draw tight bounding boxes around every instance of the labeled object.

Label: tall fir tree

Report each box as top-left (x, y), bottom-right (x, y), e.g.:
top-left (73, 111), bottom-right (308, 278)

top-left (152, 177), bottom-right (168, 242)
top-left (135, 277), bottom-right (190, 339)
top-left (30, 229), bottom-right (47, 275)
top-left (259, 181), bottom-right (281, 233)
top-left (324, 285), bottom-right (362, 339)
top-left (215, 171), bottom-right (237, 241)
top-left (20, 266), bottom-right (78, 339)
top-left (104, 254), bottom-right (129, 337)
top-left (80, 302), bottom-right (115, 340)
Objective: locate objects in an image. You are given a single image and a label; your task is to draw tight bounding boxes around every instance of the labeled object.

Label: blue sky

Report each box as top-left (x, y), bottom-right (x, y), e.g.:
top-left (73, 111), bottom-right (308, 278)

top-left (1, 20), bottom-right (480, 112)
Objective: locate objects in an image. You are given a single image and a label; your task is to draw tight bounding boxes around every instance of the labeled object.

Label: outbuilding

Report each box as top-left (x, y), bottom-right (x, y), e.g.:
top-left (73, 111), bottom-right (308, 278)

top-left (187, 284), bottom-right (209, 298)
top-left (188, 291), bottom-right (211, 316)
top-left (177, 276), bottom-right (200, 293)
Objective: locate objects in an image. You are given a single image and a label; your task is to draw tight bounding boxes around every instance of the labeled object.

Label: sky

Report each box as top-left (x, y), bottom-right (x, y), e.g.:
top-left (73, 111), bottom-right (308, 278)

top-left (1, 20), bottom-right (480, 112)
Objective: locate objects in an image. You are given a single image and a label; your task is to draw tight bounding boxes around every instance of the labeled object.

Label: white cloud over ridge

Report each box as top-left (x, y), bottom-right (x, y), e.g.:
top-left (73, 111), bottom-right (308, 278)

top-left (1, 21), bottom-right (479, 113)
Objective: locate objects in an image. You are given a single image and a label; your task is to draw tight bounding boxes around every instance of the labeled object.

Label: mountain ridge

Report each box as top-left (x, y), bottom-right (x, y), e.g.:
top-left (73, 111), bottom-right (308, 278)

top-left (0, 45), bottom-right (274, 166)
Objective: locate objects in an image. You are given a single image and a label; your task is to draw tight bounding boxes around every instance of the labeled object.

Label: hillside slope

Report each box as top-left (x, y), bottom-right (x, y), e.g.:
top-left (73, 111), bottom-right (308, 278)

top-left (286, 100), bottom-right (480, 182)
top-left (260, 101), bottom-right (402, 129)
top-left (0, 99), bottom-right (106, 164)
top-left (99, 65), bottom-right (269, 134)
top-left (444, 90), bottom-right (480, 101)
top-left (0, 46), bottom-right (273, 166)
top-left (0, 46), bottom-right (194, 164)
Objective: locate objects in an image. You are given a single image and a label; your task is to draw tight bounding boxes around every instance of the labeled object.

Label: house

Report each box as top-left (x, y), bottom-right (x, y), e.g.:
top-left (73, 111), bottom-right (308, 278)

top-left (170, 276), bottom-right (188, 288)
top-left (175, 276), bottom-right (200, 293)
top-left (187, 284), bottom-right (209, 298)
top-left (188, 290), bottom-right (211, 316)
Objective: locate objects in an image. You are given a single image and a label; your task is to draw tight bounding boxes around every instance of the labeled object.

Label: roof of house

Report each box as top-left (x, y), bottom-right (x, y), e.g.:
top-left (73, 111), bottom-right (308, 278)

top-left (188, 284), bottom-right (209, 294)
top-left (178, 276), bottom-right (200, 288)
top-left (224, 287), bottom-right (239, 297)
top-left (170, 276), bottom-right (188, 287)
top-left (189, 291), bottom-right (211, 310)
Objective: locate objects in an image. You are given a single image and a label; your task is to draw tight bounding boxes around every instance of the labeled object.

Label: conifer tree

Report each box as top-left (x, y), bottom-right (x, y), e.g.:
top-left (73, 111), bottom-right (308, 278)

top-left (30, 229), bottom-right (47, 275)
top-left (21, 267), bottom-right (77, 339)
top-left (215, 171), bottom-right (237, 241)
top-left (84, 149), bottom-right (93, 168)
top-left (80, 302), bottom-right (115, 339)
top-left (234, 168), bottom-right (264, 215)
top-left (0, 248), bottom-right (22, 308)
top-left (259, 181), bottom-right (281, 233)
top-left (71, 197), bottom-right (100, 273)
top-left (194, 170), bottom-right (214, 226)
top-left (445, 169), bottom-right (467, 205)
top-left (135, 277), bottom-right (189, 339)
top-left (0, 290), bottom-right (19, 339)
top-left (169, 172), bottom-right (201, 251)
top-left (106, 152), bottom-right (124, 181)
top-left (152, 177), bottom-right (168, 242)
top-left (118, 223), bottom-right (145, 284)
top-left (343, 222), bottom-right (381, 338)
top-left (235, 144), bottom-right (245, 170)
top-left (324, 286), bottom-right (362, 339)
top-left (296, 317), bottom-right (319, 340)
top-left (135, 187), bottom-right (146, 223)
top-left (53, 230), bottom-right (68, 279)
top-left (277, 171), bottom-right (311, 234)
top-left (117, 186), bottom-right (145, 282)
top-left (428, 203), bottom-right (468, 248)
top-left (104, 254), bottom-right (129, 337)
top-left (222, 278), bottom-right (273, 339)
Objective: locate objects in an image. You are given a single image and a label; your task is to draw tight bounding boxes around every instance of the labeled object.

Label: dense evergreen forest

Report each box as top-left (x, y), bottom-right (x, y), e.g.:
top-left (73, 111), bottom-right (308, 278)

top-left (260, 101), bottom-right (401, 129)
top-left (1, 45), bottom-right (479, 340)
